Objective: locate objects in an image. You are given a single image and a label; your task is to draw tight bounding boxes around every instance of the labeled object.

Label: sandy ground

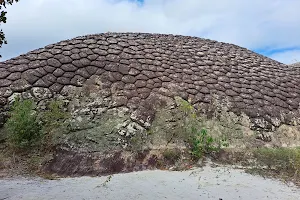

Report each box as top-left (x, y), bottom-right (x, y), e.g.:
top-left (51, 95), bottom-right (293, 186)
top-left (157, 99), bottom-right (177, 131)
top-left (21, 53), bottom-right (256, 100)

top-left (1, 165), bottom-right (300, 200)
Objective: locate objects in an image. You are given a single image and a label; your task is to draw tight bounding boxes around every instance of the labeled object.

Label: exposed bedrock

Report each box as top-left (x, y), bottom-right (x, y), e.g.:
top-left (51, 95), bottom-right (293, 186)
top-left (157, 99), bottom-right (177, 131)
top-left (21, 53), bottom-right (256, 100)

top-left (1, 32), bottom-right (300, 132)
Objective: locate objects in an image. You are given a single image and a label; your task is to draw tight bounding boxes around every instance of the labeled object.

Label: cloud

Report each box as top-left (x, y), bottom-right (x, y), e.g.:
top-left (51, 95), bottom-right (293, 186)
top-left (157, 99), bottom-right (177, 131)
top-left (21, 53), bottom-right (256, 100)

top-left (269, 49), bottom-right (300, 64)
top-left (1, 0), bottom-right (300, 64)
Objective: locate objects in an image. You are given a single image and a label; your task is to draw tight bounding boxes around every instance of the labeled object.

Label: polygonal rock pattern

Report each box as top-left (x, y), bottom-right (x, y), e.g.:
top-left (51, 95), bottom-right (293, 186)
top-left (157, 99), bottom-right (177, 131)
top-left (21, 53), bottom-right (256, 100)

top-left (1, 32), bottom-right (300, 130)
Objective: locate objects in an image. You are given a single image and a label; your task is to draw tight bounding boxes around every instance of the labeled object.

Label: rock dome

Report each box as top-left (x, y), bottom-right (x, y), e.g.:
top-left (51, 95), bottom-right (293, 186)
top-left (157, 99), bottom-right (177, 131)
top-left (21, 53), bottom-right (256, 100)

top-left (1, 32), bottom-right (300, 130)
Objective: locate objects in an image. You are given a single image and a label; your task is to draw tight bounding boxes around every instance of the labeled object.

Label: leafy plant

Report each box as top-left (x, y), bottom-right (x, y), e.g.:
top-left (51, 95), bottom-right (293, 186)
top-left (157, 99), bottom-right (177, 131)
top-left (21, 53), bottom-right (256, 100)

top-left (175, 97), bottom-right (229, 160)
top-left (4, 98), bottom-right (70, 150)
top-left (189, 128), bottom-right (228, 160)
top-left (190, 128), bottom-right (213, 159)
top-left (4, 98), bottom-right (42, 149)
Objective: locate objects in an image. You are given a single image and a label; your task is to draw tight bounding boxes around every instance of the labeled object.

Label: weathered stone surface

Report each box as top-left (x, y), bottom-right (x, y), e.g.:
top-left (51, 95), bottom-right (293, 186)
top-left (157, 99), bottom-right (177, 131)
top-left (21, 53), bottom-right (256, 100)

top-left (0, 69), bottom-right (9, 78)
top-left (47, 58), bottom-right (61, 68)
top-left (61, 64), bottom-right (77, 72)
top-left (0, 32), bottom-right (299, 131)
top-left (32, 87), bottom-right (53, 100)
top-left (53, 68), bottom-right (65, 77)
top-left (0, 87), bottom-right (12, 97)
top-left (9, 64), bottom-right (28, 72)
top-left (0, 79), bottom-right (12, 87)
top-left (10, 79), bottom-right (31, 92)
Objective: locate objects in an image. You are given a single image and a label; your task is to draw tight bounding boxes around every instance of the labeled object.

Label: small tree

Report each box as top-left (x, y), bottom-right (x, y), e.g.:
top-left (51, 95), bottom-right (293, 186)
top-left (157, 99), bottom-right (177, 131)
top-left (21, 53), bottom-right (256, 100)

top-left (4, 98), bottom-right (42, 149)
top-left (0, 0), bottom-right (19, 58)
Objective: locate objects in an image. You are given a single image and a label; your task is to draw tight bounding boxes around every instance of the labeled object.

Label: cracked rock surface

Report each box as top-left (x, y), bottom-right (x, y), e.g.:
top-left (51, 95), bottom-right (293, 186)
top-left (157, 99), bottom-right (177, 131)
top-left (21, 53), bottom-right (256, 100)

top-left (1, 32), bottom-right (300, 130)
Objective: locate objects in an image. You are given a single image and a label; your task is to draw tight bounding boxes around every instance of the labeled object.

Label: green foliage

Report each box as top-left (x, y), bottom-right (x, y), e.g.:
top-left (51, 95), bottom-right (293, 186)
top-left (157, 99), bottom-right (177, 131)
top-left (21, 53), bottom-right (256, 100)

top-left (175, 97), bottom-right (229, 160)
top-left (40, 100), bottom-right (70, 133)
top-left (4, 98), bottom-right (42, 149)
top-left (4, 98), bottom-right (70, 150)
top-left (189, 127), bottom-right (229, 160)
top-left (176, 97), bottom-right (194, 115)
top-left (39, 100), bottom-right (71, 151)
top-left (190, 128), bottom-right (215, 159)
top-left (0, 0), bottom-right (20, 58)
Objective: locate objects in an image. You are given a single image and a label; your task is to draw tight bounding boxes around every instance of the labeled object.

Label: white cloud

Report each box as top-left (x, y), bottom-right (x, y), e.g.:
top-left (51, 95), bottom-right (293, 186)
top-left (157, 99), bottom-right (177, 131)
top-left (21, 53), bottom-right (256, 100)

top-left (269, 49), bottom-right (300, 64)
top-left (1, 0), bottom-right (300, 64)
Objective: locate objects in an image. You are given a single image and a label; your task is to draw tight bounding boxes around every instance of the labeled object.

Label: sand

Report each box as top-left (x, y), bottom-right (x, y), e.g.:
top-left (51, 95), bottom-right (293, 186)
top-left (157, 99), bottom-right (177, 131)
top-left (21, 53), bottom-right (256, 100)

top-left (1, 165), bottom-right (300, 200)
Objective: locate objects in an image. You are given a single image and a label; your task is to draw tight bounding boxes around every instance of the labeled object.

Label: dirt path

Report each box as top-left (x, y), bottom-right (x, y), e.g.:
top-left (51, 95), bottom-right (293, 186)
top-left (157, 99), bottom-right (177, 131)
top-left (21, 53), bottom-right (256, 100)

top-left (1, 165), bottom-right (300, 200)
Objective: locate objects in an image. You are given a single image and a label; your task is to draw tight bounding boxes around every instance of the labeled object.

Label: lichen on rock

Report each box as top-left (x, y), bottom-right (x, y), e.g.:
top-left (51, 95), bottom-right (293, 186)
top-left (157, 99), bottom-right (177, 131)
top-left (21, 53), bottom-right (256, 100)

top-left (1, 32), bottom-right (300, 176)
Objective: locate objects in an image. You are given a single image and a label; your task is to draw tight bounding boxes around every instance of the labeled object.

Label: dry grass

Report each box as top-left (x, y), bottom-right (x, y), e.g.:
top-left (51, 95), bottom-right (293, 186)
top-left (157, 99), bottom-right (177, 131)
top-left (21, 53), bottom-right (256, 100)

top-left (0, 147), bottom-right (49, 178)
top-left (214, 147), bottom-right (300, 186)
top-left (247, 147), bottom-right (300, 185)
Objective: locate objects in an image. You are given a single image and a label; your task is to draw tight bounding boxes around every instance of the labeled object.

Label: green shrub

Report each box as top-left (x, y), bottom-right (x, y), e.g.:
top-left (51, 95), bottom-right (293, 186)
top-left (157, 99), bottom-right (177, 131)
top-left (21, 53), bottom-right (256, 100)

top-left (189, 127), bottom-right (229, 160)
top-left (40, 100), bottom-right (70, 133)
top-left (190, 128), bottom-right (215, 159)
top-left (38, 100), bottom-right (70, 151)
top-left (175, 97), bottom-right (229, 160)
top-left (4, 98), bottom-right (70, 150)
top-left (4, 98), bottom-right (42, 149)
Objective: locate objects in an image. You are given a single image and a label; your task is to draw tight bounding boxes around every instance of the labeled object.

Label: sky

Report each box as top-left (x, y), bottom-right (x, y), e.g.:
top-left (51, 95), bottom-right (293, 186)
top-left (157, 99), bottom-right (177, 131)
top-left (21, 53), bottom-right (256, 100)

top-left (0, 0), bottom-right (299, 64)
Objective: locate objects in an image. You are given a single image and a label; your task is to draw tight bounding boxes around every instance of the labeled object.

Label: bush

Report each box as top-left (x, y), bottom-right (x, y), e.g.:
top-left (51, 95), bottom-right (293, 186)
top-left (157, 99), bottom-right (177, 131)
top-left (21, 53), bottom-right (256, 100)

top-left (39, 100), bottom-right (70, 151)
top-left (175, 97), bottom-right (229, 160)
top-left (4, 98), bottom-right (42, 149)
top-left (189, 127), bottom-right (229, 160)
top-left (40, 100), bottom-right (70, 133)
top-left (190, 128), bottom-right (215, 159)
top-left (4, 98), bottom-right (70, 150)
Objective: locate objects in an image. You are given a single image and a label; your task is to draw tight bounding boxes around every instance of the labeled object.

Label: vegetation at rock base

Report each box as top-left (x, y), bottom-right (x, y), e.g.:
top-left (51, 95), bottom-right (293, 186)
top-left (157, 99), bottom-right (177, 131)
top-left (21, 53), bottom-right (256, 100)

top-left (0, 0), bottom-right (20, 58)
top-left (39, 100), bottom-right (71, 151)
top-left (0, 97), bottom-right (70, 176)
top-left (1, 95), bottom-right (300, 187)
top-left (4, 98), bottom-right (42, 149)
top-left (211, 147), bottom-right (300, 186)
top-left (175, 96), bottom-right (229, 160)
top-left (190, 127), bottom-right (228, 160)
top-left (162, 148), bottom-right (181, 164)
top-left (4, 97), bottom-right (70, 151)
top-left (249, 147), bottom-right (300, 183)
top-left (40, 100), bottom-right (70, 132)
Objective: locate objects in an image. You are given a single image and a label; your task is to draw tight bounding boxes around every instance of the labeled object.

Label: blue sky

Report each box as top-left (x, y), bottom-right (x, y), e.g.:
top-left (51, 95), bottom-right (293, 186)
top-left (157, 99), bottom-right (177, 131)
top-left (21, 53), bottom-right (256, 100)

top-left (257, 47), bottom-right (300, 64)
top-left (1, 0), bottom-right (299, 64)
